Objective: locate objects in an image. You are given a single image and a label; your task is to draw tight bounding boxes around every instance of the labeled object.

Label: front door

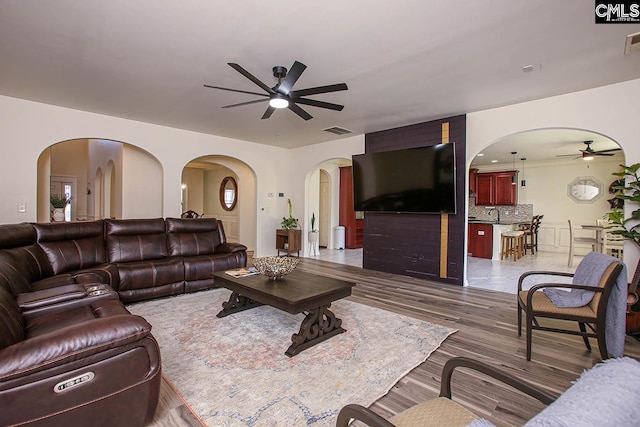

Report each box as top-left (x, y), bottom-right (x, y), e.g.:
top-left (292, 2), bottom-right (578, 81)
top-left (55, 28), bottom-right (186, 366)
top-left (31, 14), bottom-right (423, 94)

top-left (50, 176), bottom-right (76, 221)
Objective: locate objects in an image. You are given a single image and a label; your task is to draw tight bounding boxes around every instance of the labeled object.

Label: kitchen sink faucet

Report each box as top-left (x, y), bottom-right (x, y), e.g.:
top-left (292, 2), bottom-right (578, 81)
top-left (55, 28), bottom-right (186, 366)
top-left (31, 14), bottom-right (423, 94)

top-left (487, 207), bottom-right (500, 224)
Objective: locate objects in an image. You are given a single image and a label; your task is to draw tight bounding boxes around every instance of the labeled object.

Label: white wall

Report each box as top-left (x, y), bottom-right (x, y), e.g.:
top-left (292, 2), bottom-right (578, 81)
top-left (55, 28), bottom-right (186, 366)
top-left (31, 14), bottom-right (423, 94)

top-left (0, 94), bottom-right (287, 256)
top-left (88, 139), bottom-right (125, 220)
top-left (122, 144), bottom-right (163, 218)
top-left (1, 77), bottom-right (638, 278)
top-left (291, 138), bottom-right (366, 255)
top-left (467, 78), bottom-right (640, 275)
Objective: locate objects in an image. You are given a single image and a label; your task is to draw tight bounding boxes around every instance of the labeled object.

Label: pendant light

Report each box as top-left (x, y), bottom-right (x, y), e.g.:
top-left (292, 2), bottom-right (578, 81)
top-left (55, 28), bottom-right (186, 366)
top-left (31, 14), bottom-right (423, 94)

top-left (520, 158), bottom-right (526, 187)
top-left (511, 152), bottom-right (517, 185)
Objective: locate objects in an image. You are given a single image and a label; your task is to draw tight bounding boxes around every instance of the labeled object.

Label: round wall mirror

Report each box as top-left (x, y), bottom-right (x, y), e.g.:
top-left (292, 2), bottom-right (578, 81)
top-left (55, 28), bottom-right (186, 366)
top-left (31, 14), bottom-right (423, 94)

top-left (219, 176), bottom-right (238, 211)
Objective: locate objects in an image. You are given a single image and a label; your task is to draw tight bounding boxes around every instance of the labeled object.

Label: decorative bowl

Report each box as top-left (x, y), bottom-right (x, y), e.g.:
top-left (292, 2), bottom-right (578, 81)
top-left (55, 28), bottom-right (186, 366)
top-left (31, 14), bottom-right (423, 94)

top-left (251, 256), bottom-right (299, 279)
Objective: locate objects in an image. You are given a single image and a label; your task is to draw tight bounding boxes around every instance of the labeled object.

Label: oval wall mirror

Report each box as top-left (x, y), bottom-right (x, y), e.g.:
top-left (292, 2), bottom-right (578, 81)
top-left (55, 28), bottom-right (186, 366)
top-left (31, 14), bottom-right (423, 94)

top-left (219, 176), bottom-right (238, 211)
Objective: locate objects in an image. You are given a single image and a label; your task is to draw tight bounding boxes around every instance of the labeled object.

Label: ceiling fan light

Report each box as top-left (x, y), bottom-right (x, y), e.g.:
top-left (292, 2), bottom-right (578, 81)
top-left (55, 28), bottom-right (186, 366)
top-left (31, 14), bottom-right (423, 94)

top-left (583, 154), bottom-right (595, 161)
top-left (269, 95), bottom-right (289, 109)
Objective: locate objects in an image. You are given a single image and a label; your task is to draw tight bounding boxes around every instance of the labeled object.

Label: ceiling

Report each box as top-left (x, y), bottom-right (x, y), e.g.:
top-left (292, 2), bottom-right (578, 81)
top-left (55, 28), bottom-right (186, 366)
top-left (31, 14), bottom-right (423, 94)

top-left (1, 1), bottom-right (639, 151)
top-left (470, 128), bottom-right (625, 167)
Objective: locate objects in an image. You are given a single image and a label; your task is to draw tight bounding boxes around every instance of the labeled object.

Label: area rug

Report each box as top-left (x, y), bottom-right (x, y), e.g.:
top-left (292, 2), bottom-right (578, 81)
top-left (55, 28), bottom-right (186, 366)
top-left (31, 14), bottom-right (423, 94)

top-left (128, 289), bottom-right (456, 426)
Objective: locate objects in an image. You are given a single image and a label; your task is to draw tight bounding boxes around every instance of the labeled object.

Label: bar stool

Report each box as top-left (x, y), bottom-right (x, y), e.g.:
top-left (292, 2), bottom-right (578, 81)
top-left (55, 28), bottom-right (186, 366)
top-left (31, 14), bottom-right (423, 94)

top-left (501, 230), bottom-right (525, 261)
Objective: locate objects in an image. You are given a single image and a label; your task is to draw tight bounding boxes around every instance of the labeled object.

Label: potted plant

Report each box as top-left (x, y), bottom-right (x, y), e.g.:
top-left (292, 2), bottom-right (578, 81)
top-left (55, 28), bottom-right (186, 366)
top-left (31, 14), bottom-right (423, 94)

top-left (308, 212), bottom-right (319, 255)
top-left (50, 194), bottom-right (71, 222)
top-left (607, 163), bottom-right (640, 324)
top-left (607, 163), bottom-right (640, 247)
top-left (281, 198), bottom-right (299, 229)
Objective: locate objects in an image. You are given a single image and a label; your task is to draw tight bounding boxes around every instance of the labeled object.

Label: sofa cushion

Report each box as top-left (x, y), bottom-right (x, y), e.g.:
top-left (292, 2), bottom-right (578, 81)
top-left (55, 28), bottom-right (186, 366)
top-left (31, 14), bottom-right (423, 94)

top-left (105, 218), bottom-right (168, 262)
top-left (116, 258), bottom-right (185, 302)
top-left (184, 253), bottom-right (248, 281)
top-left (0, 299), bottom-right (151, 381)
top-left (0, 287), bottom-right (24, 350)
top-left (33, 221), bottom-right (106, 275)
top-left (524, 357), bottom-right (640, 426)
top-left (0, 223), bottom-right (53, 294)
top-left (0, 223), bottom-right (37, 249)
top-left (166, 217), bottom-right (222, 257)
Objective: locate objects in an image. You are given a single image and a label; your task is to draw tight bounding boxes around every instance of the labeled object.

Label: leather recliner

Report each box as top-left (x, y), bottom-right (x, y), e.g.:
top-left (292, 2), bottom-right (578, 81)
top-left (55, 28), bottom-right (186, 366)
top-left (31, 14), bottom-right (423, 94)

top-left (0, 285), bottom-right (161, 426)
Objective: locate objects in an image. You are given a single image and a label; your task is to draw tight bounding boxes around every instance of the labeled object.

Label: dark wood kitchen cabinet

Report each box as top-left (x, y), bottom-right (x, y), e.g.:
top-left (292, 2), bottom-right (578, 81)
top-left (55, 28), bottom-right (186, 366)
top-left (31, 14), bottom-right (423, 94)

top-left (469, 168), bottom-right (478, 195)
top-left (339, 166), bottom-right (363, 249)
top-left (474, 171), bottom-right (517, 206)
top-left (468, 223), bottom-right (493, 258)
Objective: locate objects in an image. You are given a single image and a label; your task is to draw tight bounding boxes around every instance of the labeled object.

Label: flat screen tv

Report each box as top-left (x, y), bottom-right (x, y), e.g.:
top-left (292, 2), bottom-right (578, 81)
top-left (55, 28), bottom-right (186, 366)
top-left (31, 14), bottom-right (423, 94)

top-left (352, 143), bottom-right (456, 214)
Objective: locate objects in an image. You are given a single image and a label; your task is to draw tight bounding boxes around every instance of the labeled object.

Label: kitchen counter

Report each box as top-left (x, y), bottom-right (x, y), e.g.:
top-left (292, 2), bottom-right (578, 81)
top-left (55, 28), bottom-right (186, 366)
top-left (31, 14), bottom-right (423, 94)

top-left (468, 219), bottom-right (528, 260)
top-left (468, 219), bottom-right (529, 226)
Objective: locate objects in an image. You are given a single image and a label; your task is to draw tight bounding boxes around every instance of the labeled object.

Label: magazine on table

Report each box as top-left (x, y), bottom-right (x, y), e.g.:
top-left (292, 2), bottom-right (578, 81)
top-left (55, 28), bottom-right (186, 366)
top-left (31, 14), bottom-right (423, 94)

top-left (226, 266), bottom-right (259, 277)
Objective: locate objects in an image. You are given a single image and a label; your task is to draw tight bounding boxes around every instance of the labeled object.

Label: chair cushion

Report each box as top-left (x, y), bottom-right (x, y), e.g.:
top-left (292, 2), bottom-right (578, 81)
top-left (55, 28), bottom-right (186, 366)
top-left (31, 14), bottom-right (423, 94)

top-left (519, 290), bottom-right (596, 319)
top-left (389, 397), bottom-right (478, 427)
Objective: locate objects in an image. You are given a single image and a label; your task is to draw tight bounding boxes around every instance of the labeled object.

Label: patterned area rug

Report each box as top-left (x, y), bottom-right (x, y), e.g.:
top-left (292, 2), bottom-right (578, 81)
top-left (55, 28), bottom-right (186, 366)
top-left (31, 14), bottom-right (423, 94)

top-left (128, 289), bottom-right (456, 426)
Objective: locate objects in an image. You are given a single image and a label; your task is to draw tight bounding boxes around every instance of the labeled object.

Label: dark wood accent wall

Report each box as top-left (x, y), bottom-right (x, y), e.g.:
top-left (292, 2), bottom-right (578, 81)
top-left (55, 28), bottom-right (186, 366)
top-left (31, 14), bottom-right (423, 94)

top-left (363, 115), bottom-right (466, 285)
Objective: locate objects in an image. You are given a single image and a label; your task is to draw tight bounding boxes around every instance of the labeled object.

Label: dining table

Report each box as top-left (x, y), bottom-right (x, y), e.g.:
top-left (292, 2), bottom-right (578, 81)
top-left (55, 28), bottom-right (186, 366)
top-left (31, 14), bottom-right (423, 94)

top-left (581, 224), bottom-right (604, 252)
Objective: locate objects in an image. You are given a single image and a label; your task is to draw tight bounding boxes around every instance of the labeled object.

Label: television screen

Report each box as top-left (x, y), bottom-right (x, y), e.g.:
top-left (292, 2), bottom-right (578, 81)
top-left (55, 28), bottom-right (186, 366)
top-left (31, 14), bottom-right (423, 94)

top-left (352, 143), bottom-right (456, 214)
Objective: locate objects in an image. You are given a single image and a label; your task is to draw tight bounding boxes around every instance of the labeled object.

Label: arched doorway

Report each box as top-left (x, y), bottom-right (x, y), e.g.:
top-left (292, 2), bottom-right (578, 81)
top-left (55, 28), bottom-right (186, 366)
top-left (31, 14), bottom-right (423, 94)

top-left (304, 158), bottom-right (353, 257)
top-left (36, 138), bottom-right (163, 222)
top-left (466, 128), bottom-right (625, 292)
top-left (181, 155), bottom-right (257, 252)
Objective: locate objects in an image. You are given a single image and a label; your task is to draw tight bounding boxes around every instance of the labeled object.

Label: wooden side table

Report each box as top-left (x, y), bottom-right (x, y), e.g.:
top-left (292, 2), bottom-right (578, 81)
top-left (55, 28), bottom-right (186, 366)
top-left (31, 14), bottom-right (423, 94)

top-left (276, 229), bottom-right (301, 256)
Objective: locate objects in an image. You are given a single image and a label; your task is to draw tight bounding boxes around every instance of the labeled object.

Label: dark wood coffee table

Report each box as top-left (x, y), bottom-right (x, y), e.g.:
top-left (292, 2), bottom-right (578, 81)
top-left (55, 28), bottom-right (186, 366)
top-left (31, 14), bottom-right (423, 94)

top-left (213, 269), bottom-right (355, 357)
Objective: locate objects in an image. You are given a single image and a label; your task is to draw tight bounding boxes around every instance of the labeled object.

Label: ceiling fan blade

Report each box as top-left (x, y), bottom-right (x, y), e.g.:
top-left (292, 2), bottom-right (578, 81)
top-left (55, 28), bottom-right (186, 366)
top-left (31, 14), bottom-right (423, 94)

top-left (290, 83), bottom-right (348, 98)
top-left (595, 148), bottom-right (622, 154)
top-left (556, 154), bottom-right (582, 160)
top-left (221, 98), bottom-right (269, 109)
top-left (288, 103), bottom-right (313, 120)
top-left (294, 98), bottom-right (344, 111)
top-left (594, 152), bottom-right (615, 156)
top-left (261, 106), bottom-right (275, 120)
top-left (204, 85), bottom-right (269, 97)
top-left (277, 61), bottom-right (306, 95)
top-left (227, 63), bottom-right (273, 94)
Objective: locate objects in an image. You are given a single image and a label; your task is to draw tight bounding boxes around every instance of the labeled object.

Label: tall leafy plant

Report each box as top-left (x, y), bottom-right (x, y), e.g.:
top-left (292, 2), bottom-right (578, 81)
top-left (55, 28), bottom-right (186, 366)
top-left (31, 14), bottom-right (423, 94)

top-left (281, 198), bottom-right (299, 229)
top-left (607, 163), bottom-right (640, 247)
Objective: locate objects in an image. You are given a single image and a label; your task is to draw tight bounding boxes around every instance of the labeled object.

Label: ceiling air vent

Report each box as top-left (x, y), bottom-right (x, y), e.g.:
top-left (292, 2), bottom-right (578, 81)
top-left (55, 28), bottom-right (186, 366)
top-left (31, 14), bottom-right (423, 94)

top-left (323, 126), bottom-right (353, 135)
top-left (625, 31), bottom-right (640, 55)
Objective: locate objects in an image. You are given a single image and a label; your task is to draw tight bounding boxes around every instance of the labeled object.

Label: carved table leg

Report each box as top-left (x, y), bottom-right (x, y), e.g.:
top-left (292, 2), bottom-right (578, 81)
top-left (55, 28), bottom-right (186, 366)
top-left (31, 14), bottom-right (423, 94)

top-left (216, 292), bottom-right (263, 318)
top-left (285, 303), bottom-right (345, 357)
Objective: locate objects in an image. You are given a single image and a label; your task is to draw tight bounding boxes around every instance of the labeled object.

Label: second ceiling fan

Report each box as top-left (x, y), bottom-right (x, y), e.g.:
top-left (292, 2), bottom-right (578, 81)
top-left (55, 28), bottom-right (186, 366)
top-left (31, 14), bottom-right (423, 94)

top-left (204, 61), bottom-right (348, 121)
top-left (556, 140), bottom-right (622, 160)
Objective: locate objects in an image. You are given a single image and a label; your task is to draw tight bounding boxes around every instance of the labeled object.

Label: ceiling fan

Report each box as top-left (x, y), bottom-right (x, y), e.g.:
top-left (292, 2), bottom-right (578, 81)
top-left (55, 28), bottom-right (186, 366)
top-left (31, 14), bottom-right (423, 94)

top-left (204, 61), bottom-right (348, 121)
top-left (556, 140), bottom-right (622, 161)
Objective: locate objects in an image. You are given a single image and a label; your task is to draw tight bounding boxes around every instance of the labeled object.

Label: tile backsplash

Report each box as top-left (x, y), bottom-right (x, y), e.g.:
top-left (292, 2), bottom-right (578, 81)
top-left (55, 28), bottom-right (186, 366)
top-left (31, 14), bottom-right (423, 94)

top-left (468, 200), bottom-right (533, 223)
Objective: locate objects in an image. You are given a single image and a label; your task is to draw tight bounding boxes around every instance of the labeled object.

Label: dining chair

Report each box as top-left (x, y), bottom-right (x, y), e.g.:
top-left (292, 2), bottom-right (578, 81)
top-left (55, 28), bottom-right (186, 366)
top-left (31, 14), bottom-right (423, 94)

top-left (181, 210), bottom-right (201, 218)
top-left (567, 219), bottom-right (598, 267)
top-left (523, 215), bottom-right (543, 254)
top-left (597, 219), bottom-right (624, 259)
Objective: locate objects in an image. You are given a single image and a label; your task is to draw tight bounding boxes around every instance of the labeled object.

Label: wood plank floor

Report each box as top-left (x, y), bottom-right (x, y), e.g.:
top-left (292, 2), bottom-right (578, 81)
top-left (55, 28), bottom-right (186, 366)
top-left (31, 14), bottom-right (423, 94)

top-left (148, 258), bottom-right (640, 426)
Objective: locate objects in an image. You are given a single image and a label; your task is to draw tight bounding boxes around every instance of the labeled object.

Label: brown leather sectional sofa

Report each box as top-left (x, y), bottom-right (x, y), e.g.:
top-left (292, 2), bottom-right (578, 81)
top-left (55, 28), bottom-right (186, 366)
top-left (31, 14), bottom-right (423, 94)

top-left (0, 217), bottom-right (247, 426)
